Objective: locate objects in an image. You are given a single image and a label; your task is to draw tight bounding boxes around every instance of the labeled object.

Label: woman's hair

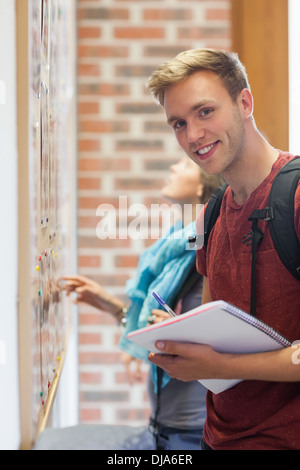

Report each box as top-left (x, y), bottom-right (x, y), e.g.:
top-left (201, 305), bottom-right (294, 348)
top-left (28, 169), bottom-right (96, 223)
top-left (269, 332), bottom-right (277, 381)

top-left (199, 169), bottom-right (225, 204)
top-left (147, 48), bottom-right (250, 106)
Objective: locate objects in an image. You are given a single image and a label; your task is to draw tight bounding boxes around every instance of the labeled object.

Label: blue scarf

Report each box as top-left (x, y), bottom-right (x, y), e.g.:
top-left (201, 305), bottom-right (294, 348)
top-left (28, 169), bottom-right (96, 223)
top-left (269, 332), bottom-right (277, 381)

top-left (118, 220), bottom-right (197, 391)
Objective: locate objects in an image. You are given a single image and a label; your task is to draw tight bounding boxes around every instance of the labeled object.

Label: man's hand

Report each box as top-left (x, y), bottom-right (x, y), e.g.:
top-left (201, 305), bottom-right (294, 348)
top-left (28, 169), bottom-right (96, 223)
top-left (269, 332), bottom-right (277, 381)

top-left (149, 341), bottom-right (300, 384)
top-left (148, 340), bottom-right (223, 382)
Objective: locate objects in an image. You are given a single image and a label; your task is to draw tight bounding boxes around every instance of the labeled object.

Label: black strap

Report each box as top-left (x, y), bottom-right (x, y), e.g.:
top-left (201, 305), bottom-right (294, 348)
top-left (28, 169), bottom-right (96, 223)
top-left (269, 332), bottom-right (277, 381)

top-left (243, 210), bottom-right (266, 316)
top-left (153, 366), bottom-right (164, 449)
top-left (187, 183), bottom-right (228, 251)
top-left (268, 157), bottom-right (300, 280)
top-left (204, 183), bottom-right (228, 246)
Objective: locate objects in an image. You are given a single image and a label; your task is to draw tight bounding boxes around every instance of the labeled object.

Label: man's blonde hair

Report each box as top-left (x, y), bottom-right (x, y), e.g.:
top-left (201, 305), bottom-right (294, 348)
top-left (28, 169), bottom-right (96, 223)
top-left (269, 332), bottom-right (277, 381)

top-left (146, 48), bottom-right (250, 106)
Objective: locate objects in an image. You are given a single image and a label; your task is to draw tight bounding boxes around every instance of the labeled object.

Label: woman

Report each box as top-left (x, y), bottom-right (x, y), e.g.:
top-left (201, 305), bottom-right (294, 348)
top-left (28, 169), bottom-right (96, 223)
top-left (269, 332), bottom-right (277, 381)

top-left (62, 157), bottom-right (223, 450)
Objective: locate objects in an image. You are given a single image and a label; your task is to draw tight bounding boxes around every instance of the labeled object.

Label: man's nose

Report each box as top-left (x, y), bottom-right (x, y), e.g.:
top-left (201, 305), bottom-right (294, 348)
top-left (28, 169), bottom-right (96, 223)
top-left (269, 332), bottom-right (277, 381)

top-left (187, 120), bottom-right (205, 143)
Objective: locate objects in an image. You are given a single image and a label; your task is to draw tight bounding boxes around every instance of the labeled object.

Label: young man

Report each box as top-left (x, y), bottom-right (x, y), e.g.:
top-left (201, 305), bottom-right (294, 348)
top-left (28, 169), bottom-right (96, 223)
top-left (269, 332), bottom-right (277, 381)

top-left (146, 48), bottom-right (300, 450)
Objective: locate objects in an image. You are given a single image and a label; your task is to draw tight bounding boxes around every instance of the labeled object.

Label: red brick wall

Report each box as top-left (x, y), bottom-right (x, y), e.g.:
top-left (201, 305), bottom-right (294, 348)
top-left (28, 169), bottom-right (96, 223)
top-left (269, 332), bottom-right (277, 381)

top-left (77, 0), bottom-right (232, 425)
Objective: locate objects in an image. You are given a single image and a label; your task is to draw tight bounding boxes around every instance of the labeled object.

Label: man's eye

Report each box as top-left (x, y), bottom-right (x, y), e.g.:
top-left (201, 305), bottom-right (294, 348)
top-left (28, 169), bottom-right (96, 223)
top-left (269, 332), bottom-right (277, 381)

top-left (174, 120), bottom-right (186, 130)
top-left (201, 108), bottom-right (213, 117)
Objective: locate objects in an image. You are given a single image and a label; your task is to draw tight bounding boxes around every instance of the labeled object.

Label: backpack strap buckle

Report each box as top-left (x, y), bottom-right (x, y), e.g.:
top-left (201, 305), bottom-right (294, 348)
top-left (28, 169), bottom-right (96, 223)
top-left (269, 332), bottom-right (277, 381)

top-left (248, 208), bottom-right (272, 222)
top-left (263, 207), bottom-right (274, 222)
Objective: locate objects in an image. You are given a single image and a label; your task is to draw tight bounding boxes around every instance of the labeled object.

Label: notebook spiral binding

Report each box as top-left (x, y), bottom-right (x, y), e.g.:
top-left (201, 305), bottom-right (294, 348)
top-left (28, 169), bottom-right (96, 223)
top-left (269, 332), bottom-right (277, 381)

top-left (223, 302), bottom-right (291, 348)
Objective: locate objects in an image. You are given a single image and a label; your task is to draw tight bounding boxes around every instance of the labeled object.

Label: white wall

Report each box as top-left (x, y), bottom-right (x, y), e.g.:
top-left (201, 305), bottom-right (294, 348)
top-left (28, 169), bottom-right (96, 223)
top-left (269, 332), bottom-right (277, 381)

top-left (0, 0), bottom-right (79, 449)
top-left (289, 0), bottom-right (300, 153)
top-left (0, 0), bottom-right (20, 450)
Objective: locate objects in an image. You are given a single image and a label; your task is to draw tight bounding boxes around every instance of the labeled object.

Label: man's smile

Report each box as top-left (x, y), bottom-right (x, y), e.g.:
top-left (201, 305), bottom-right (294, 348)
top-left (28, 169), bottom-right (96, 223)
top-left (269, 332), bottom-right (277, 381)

top-left (193, 140), bottom-right (220, 159)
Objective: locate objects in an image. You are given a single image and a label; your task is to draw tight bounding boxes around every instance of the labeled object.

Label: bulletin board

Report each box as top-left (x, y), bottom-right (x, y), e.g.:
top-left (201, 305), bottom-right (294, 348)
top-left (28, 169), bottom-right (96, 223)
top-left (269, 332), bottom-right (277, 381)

top-left (17, 0), bottom-right (77, 449)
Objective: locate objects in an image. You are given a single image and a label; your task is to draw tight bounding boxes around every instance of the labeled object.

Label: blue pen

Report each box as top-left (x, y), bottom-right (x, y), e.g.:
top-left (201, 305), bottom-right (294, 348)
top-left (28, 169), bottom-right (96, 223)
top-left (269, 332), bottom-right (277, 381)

top-left (152, 291), bottom-right (176, 317)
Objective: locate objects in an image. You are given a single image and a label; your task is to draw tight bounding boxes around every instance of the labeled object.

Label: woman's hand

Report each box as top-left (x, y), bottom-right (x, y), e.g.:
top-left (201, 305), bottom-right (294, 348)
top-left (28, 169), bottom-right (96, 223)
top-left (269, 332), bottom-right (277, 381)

top-left (121, 352), bottom-right (143, 385)
top-left (60, 275), bottom-right (125, 316)
top-left (147, 308), bottom-right (171, 325)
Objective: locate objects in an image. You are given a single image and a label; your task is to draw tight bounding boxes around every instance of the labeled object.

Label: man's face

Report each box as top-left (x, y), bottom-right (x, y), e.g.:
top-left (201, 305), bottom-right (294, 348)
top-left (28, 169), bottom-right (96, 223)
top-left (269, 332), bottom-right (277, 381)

top-left (164, 70), bottom-right (247, 176)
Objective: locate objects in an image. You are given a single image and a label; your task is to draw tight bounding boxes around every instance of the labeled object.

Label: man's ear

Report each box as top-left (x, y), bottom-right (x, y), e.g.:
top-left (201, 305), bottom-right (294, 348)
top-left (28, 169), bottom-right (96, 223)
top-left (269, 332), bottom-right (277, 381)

top-left (238, 88), bottom-right (254, 120)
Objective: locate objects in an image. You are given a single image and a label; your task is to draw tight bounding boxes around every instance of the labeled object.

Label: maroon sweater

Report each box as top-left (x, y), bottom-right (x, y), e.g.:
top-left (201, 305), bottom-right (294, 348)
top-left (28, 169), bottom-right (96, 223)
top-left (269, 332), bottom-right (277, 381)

top-left (197, 153), bottom-right (300, 450)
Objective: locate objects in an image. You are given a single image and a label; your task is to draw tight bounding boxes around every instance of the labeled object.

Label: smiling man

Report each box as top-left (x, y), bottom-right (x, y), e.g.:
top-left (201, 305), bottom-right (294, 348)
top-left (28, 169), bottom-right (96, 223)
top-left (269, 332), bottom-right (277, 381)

top-left (146, 48), bottom-right (300, 450)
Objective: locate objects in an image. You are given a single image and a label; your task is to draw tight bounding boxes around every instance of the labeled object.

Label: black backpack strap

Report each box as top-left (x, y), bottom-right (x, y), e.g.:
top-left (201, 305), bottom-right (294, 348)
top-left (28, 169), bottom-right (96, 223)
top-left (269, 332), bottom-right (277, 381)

top-left (268, 157), bottom-right (300, 280)
top-left (187, 183), bottom-right (228, 250)
top-left (152, 365), bottom-right (163, 449)
top-left (243, 210), bottom-right (266, 316)
top-left (204, 183), bottom-right (228, 246)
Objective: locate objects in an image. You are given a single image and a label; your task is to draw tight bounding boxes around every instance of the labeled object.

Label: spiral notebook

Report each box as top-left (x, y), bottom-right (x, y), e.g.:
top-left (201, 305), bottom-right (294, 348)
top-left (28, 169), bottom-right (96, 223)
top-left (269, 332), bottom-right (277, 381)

top-left (127, 300), bottom-right (291, 394)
